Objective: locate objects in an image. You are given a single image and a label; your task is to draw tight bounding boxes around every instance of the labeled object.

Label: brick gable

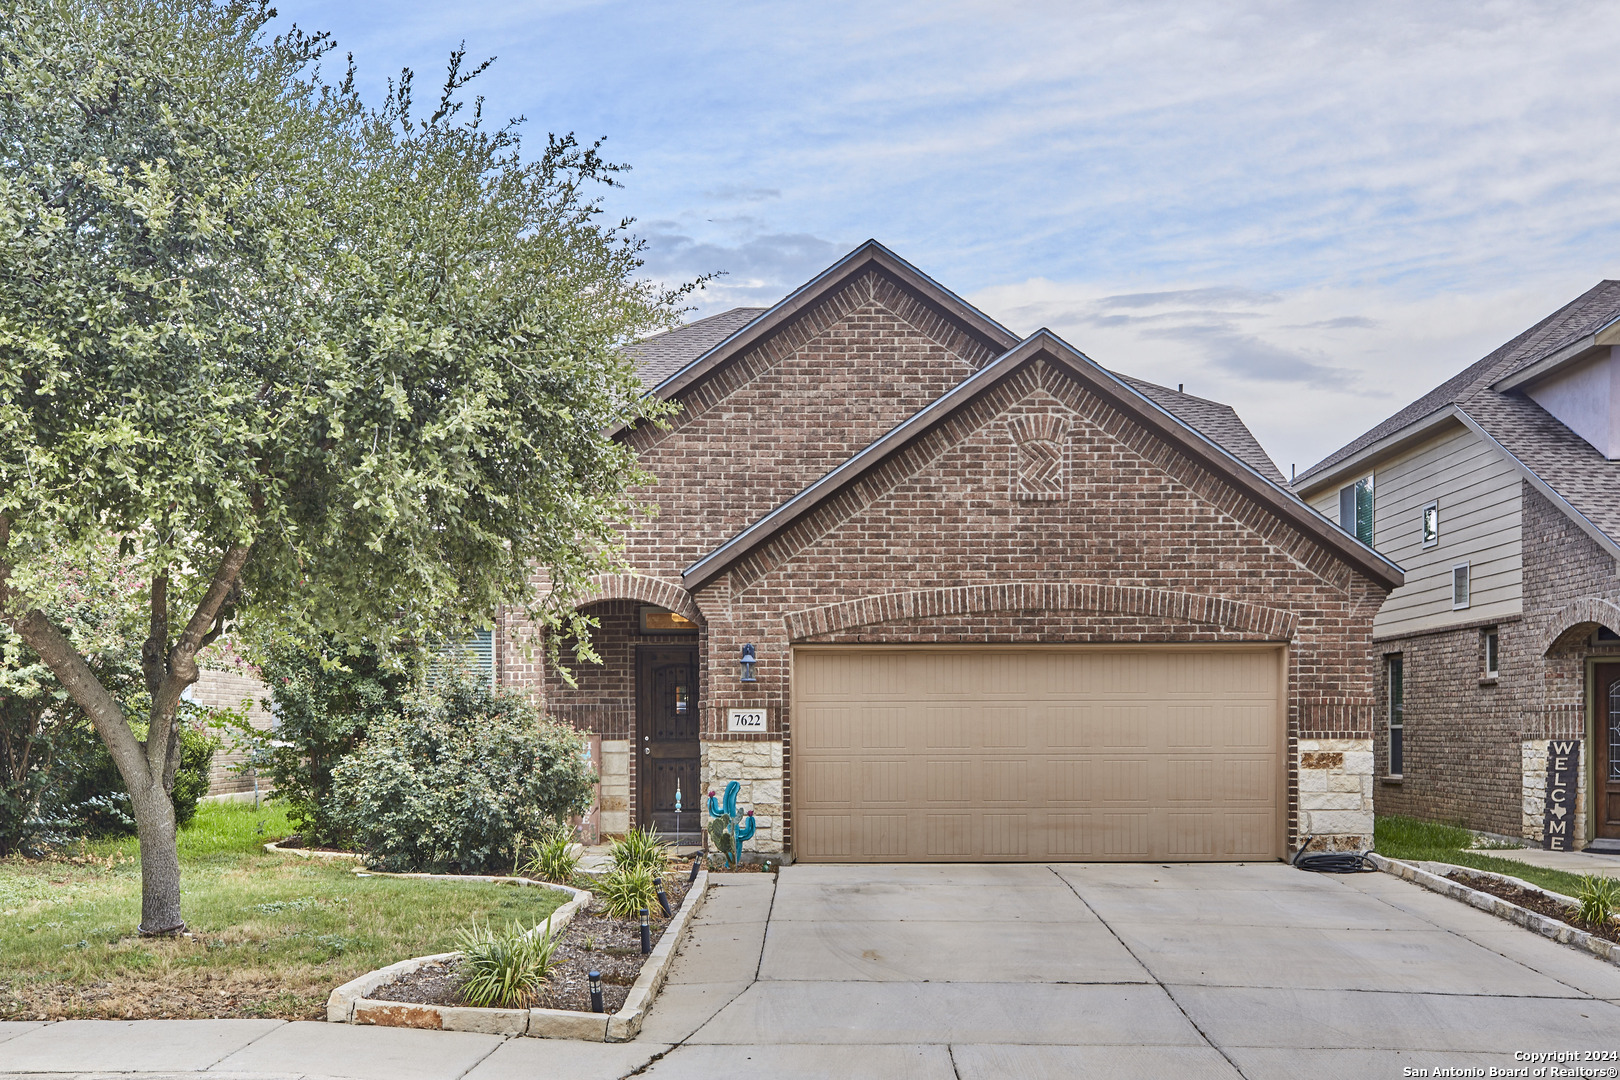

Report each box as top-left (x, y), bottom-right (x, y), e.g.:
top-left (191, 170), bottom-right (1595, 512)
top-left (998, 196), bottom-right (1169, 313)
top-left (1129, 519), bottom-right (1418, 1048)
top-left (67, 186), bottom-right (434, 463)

top-left (688, 354), bottom-right (1392, 853)
top-left (619, 268), bottom-right (999, 579)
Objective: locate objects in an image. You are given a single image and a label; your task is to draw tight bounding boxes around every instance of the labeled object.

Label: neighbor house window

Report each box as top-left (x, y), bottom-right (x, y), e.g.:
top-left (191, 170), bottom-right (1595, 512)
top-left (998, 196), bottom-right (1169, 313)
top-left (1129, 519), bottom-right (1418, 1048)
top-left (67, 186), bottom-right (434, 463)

top-left (1388, 655), bottom-right (1404, 776)
top-left (1483, 628), bottom-right (1499, 679)
top-left (1339, 475), bottom-right (1374, 545)
top-left (1422, 500), bottom-right (1439, 548)
top-left (1452, 563), bottom-right (1471, 609)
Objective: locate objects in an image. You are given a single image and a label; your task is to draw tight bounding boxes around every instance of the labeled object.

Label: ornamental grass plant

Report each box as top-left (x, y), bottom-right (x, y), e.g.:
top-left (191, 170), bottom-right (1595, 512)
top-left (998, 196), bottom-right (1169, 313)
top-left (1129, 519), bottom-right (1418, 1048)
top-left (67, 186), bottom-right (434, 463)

top-left (456, 916), bottom-right (557, 1009)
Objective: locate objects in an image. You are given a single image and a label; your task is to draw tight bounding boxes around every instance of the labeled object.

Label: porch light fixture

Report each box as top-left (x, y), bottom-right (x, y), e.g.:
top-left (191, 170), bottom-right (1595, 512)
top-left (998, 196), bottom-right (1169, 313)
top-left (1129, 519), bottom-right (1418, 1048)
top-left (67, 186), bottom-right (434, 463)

top-left (739, 643), bottom-right (758, 682)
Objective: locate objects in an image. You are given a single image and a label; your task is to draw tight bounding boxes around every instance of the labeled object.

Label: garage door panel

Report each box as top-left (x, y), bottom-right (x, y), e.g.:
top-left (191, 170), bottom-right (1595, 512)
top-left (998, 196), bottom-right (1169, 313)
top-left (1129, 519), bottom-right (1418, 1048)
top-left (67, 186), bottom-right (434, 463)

top-left (860, 707), bottom-right (907, 748)
top-left (801, 759), bottom-right (853, 805)
top-left (799, 813), bottom-right (852, 857)
top-left (794, 648), bottom-right (1281, 862)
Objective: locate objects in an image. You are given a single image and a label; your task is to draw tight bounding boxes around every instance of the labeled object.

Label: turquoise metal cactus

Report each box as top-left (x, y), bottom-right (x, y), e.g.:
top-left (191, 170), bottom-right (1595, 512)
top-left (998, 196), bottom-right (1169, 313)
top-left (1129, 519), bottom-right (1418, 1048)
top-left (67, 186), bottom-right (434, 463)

top-left (706, 780), bottom-right (757, 867)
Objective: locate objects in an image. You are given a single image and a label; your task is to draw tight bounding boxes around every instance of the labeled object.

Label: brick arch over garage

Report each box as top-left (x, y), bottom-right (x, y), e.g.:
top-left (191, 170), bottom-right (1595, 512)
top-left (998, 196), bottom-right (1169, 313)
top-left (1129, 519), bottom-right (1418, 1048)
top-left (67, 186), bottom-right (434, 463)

top-left (1541, 597), bottom-right (1620, 655)
top-left (574, 574), bottom-right (702, 626)
top-left (783, 583), bottom-right (1297, 642)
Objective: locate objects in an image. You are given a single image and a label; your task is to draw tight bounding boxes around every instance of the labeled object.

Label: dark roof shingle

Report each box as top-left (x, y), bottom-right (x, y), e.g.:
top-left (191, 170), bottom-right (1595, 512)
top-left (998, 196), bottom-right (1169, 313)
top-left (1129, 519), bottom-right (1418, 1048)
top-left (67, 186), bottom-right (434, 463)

top-left (1119, 376), bottom-right (1286, 484)
top-left (623, 307), bottom-right (768, 388)
top-left (1296, 281), bottom-right (1620, 486)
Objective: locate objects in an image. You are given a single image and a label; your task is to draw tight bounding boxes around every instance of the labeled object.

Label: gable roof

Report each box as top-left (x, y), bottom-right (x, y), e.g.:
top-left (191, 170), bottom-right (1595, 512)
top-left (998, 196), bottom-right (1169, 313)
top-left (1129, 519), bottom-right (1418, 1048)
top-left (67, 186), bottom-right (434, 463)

top-left (624, 307), bottom-right (768, 388)
top-left (1296, 281), bottom-right (1620, 486)
top-left (638, 240), bottom-right (1022, 404)
top-left (1293, 280), bottom-right (1620, 558)
top-left (1119, 376), bottom-right (1285, 484)
top-left (619, 243), bottom-right (1284, 482)
top-left (683, 329), bottom-right (1403, 592)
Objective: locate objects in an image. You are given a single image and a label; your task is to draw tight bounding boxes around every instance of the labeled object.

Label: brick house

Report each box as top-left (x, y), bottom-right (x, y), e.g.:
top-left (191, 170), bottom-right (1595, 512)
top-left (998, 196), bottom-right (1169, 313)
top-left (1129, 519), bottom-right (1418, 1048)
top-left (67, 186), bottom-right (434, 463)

top-left (1293, 282), bottom-right (1620, 851)
top-left (494, 240), bottom-right (1402, 862)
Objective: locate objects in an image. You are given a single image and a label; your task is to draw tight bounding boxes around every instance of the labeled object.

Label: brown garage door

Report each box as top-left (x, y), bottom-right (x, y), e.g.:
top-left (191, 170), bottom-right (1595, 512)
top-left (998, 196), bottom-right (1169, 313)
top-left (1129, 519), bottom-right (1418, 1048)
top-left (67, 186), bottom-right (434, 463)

top-left (792, 646), bottom-right (1284, 862)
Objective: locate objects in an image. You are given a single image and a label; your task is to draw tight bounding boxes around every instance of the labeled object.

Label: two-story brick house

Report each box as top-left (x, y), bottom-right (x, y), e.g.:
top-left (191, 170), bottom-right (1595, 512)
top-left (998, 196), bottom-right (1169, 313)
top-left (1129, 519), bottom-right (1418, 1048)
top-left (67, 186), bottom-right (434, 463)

top-left (493, 240), bottom-right (1403, 863)
top-left (1294, 282), bottom-right (1620, 851)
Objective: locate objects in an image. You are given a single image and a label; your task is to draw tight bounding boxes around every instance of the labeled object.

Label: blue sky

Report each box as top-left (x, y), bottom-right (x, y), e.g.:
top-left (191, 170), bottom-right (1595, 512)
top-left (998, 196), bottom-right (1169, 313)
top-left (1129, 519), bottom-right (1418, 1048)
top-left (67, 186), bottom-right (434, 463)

top-left (271, 0), bottom-right (1620, 475)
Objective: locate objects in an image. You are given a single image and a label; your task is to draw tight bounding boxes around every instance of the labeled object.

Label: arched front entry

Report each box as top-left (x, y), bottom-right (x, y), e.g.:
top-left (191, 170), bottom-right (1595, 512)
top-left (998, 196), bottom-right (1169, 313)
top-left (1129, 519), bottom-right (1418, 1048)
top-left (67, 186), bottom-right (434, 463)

top-left (1540, 598), bottom-right (1620, 851)
top-left (544, 576), bottom-right (703, 841)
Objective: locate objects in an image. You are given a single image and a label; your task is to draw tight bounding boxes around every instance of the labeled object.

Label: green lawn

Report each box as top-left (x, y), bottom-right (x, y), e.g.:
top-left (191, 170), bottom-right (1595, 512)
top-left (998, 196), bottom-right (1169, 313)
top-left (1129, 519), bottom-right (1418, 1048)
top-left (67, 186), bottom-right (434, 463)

top-left (1374, 814), bottom-right (1591, 899)
top-left (0, 800), bottom-right (564, 1020)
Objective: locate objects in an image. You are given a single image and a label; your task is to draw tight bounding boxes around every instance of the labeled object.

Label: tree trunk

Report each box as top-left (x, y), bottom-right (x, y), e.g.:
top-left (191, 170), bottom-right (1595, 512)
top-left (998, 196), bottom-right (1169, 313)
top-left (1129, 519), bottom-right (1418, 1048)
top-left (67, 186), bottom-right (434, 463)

top-left (129, 774), bottom-right (185, 935)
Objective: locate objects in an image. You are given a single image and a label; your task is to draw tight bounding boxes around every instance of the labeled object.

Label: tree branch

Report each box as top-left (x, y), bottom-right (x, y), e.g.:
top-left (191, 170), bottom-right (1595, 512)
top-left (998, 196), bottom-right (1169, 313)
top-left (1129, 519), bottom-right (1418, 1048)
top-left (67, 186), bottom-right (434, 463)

top-left (146, 543), bottom-right (253, 779)
top-left (3, 607), bottom-right (149, 791)
top-left (141, 573), bottom-right (168, 700)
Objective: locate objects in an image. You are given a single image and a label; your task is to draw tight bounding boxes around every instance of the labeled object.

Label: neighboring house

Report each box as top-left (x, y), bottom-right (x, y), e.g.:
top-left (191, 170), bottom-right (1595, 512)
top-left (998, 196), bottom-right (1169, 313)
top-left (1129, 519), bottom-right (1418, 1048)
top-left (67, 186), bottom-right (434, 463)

top-left (1293, 282), bottom-right (1620, 851)
top-left (494, 240), bottom-right (1403, 862)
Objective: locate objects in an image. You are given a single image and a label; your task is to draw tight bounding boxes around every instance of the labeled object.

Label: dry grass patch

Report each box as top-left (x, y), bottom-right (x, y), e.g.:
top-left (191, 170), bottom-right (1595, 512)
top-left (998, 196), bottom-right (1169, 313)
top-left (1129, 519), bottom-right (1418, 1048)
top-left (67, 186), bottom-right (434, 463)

top-left (0, 801), bottom-right (564, 1020)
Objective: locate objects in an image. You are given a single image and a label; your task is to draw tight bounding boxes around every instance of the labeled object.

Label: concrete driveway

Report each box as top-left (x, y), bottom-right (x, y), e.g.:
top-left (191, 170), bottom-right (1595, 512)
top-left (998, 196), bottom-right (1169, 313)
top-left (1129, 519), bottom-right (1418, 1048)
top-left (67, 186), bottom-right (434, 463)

top-left (3, 862), bottom-right (1618, 1079)
top-left (636, 861), bottom-right (1620, 1079)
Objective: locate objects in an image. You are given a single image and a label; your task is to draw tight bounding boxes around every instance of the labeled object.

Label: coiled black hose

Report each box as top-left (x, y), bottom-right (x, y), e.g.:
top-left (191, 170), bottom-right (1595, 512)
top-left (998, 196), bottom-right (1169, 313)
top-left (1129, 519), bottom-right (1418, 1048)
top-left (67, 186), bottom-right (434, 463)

top-left (1292, 834), bottom-right (1378, 873)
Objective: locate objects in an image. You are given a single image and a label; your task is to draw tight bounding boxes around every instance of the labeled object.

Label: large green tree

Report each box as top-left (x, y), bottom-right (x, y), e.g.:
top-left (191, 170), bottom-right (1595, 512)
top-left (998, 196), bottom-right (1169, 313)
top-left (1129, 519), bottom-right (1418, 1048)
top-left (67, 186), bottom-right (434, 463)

top-left (0, 0), bottom-right (682, 933)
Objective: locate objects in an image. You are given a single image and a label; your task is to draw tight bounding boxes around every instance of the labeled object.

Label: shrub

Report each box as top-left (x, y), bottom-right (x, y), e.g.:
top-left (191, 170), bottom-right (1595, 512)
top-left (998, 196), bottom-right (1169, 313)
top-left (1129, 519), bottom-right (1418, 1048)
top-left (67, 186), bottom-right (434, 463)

top-left (457, 917), bottom-right (556, 1008)
top-left (597, 863), bottom-right (659, 919)
top-left (1577, 874), bottom-right (1620, 926)
top-left (330, 670), bottom-right (597, 874)
top-left (522, 825), bottom-right (582, 885)
top-left (227, 640), bottom-right (407, 846)
top-left (610, 824), bottom-right (670, 875)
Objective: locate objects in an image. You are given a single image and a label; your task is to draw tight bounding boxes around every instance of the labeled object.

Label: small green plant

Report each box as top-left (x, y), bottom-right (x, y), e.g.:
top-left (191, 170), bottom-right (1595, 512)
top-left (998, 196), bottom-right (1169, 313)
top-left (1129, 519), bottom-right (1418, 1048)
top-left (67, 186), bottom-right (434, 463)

top-left (457, 917), bottom-right (556, 1009)
top-left (610, 825), bottom-right (671, 874)
top-left (521, 825), bottom-right (581, 884)
top-left (1576, 874), bottom-right (1620, 927)
top-left (597, 863), bottom-right (659, 919)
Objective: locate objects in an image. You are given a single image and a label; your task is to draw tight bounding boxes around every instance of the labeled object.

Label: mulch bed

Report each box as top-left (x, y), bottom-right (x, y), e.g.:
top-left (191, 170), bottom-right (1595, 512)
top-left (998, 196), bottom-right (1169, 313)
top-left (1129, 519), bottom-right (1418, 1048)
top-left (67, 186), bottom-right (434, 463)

top-left (369, 871), bottom-right (692, 1015)
top-left (1444, 871), bottom-right (1620, 944)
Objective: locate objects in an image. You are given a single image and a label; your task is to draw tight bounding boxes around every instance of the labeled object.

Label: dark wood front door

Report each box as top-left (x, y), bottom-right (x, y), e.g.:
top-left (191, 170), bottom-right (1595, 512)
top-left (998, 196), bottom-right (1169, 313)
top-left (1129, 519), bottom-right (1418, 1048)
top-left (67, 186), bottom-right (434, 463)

top-left (1598, 664), bottom-right (1620, 840)
top-left (636, 645), bottom-right (699, 839)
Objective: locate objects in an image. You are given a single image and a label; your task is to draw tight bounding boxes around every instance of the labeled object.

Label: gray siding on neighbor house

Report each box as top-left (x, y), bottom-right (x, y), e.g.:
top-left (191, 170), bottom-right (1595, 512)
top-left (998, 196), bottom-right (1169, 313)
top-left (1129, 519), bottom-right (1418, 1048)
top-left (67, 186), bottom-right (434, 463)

top-left (1307, 421), bottom-right (1522, 638)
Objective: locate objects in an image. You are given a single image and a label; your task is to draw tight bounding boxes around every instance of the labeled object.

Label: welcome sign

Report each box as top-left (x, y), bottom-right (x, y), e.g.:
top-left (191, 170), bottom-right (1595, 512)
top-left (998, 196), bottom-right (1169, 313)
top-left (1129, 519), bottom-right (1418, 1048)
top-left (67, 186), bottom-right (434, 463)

top-left (1543, 740), bottom-right (1580, 851)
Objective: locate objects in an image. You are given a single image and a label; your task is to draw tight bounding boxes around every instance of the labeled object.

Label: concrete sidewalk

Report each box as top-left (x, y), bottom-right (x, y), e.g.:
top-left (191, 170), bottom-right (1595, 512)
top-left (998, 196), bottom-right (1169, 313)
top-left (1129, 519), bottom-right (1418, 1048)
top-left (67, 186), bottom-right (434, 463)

top-left (5, 863), bottom-right (1620, 1079)
top-left (1482, 844), bottom-right (1620, 879)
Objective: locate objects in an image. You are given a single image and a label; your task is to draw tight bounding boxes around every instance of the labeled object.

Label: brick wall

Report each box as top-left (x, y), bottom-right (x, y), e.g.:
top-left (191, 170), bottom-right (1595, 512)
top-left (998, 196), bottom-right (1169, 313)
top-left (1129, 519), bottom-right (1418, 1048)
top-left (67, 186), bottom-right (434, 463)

top-left (189, 659), bottom-right (274, 795)
top-left (618, 268), bottom-right (999, 581)
top-left (690, 357), bottom-right (1391, 852)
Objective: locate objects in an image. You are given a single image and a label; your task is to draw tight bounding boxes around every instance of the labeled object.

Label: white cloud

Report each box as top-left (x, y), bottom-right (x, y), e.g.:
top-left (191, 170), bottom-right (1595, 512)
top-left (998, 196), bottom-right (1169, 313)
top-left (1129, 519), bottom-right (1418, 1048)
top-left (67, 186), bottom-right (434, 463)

top-left (968, 273), bottom-right (1597, 477)
top-left (272, 0), bottom-right (1620, 470)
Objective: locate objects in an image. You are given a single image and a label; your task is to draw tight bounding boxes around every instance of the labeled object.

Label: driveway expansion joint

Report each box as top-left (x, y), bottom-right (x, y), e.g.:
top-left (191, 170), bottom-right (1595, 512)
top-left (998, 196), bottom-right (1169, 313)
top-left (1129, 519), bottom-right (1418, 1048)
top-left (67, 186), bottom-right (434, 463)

top-left (1047, 865), bottom-right (1252, 1080)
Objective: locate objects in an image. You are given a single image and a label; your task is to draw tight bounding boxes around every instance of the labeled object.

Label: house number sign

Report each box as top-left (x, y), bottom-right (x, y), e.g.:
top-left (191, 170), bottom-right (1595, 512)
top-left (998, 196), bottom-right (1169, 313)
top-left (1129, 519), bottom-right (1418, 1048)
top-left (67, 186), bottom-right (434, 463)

top-left (727, 708), bottom-right (767, 733)
top-left (1543, 739), bottom-right (1580, 851)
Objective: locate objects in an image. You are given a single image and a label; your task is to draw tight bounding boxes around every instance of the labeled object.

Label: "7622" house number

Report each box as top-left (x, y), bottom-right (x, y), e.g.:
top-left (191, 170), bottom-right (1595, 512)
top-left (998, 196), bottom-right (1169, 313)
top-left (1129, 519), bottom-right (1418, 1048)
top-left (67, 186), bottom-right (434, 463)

top-left (727, 708), bottom-right (767, 732)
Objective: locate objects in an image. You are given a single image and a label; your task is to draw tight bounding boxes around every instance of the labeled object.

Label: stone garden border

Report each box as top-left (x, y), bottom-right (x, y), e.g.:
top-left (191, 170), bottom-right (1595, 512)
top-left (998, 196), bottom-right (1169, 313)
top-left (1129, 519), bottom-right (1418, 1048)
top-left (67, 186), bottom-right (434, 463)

top-left (325, 867), bottom-right (708, 1042)
top-left (263, 840), bottom-right (363, 861)
top-left (1370, 852), bottom-right (1619, 966)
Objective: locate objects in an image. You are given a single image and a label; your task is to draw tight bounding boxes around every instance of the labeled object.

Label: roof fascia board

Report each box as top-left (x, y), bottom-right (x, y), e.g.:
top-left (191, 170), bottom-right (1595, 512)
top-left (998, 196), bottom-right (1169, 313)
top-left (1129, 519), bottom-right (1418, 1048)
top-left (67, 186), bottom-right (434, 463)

top-left (1493, 334), bottom-right (1608, 393)
top-left (1453, 407), bottom-right (1620, 563)
top-left (685, 331), bottom-right (1404, 592)
top-left (1293, 406), bottom-right (1466, 496)
top-left (646, 241), bottom-right (1019, 405)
